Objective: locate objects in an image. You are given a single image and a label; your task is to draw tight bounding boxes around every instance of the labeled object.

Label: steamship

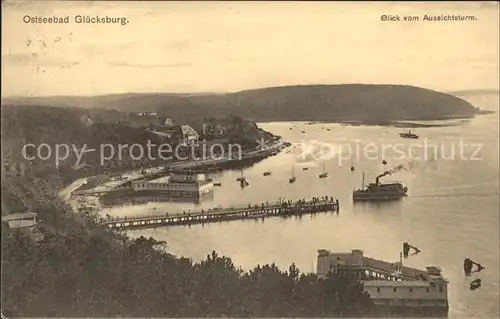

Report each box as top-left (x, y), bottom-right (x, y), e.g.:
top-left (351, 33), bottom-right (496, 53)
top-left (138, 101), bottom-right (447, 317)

top-left (399, 129), bottom-right (419, 139)
top-left (353, 172), bottom-right (408, 201)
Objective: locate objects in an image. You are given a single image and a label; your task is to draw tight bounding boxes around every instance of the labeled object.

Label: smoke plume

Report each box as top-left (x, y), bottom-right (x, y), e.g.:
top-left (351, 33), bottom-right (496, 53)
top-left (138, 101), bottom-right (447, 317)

top-left (375, 164), bottom-right (409, 184)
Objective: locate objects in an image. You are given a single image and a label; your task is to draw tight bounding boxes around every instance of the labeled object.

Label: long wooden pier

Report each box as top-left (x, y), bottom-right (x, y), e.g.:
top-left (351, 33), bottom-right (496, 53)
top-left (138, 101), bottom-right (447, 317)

top-left (100, 199), bottom-right (339, 230)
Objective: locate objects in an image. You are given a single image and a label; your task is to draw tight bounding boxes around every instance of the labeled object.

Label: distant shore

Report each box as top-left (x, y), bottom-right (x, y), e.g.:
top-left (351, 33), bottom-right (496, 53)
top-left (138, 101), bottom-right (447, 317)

top-left (259, 117), bottom-right (480, 128)
top-left (2, 84), bottom-right (481, 123)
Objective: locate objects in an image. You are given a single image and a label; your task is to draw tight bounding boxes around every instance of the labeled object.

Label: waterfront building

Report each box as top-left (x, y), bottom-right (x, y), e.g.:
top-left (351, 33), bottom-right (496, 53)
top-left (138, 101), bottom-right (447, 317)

top-left (131, 172), bottom-right (213, 197)
top-left (317, 249), bottom-right (448, 313)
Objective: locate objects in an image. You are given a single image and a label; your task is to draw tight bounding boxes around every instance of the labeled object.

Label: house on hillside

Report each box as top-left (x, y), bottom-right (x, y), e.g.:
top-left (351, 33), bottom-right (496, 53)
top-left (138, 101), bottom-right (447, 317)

top-left (2, 148), bottom-right (32, 177)
top-left (150, 124), bottom-right (199, 143)
top-left (202, 123), bottom-right (227, 137)
top-left (80, 115), bottom-right (94, 127)
top-left (2, 212), bottom-right (44, 242)
top-left (116, 119), bottom-right (130, 125)
top-left (73, 162), bottom-right (94, 173)
top-left (180, 125), bottom-right (199, 145)
top-left (2, 161), bottom-right (31, 177)
top-left (164, 118), bottom-right (174, 127)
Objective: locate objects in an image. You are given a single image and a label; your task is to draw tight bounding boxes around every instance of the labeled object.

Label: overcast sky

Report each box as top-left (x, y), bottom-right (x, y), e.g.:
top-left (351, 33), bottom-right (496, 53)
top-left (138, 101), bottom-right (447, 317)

top-left (2, 1), bottom-right (499, 96)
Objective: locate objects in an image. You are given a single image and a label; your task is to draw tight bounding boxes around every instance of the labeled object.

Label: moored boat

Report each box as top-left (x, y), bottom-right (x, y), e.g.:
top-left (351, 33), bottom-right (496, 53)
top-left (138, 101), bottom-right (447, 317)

top-left (399, 129), bottom-right (419, 139)
top-left (319, 161), bottom-right (328, 178)
top-left (289, 166), bottom-right (297, 183)
top-left (470, 279), bottom-right (481, 290)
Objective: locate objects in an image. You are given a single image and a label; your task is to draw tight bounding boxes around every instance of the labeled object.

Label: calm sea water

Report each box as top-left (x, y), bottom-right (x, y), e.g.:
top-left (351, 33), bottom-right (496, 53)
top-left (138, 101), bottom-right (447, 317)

top-left (103, 93), bottom-right (499, 318)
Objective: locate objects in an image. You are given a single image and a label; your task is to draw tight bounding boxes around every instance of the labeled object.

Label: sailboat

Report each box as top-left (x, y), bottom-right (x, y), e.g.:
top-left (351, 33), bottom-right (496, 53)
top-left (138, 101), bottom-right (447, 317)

top-left (236, 169), bottom-right (246, 182)
top-left (289, 166), bottom-right (297, 183)
top-left (240, 179), bottom-right (249, 188)
top-left (239, 170), bottom-right (249, 188)
top-left (319, 161), bottom-right (328, 178)
top-left (402, 242), bottom-right (421, 257)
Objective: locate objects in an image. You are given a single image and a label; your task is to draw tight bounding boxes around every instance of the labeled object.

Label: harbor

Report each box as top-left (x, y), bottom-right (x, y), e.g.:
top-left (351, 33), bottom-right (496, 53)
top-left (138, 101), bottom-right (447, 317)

top-left (66, 119), bottom-right (499, 319)
top-left (3, 3), bottom-right (499, 317)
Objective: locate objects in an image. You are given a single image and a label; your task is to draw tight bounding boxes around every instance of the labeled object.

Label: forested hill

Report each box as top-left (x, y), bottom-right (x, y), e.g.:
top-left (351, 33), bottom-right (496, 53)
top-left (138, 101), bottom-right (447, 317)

top-left (2, 84), bottom-right (478, 123)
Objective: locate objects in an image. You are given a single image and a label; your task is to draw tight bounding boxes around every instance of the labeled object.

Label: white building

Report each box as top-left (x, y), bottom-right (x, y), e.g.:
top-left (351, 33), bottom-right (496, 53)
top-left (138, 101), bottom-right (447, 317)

top-left (180, 125), bottom-right (199, 145)
top-left (164, 118), bottom-right (174, 127)
top-left (131, 173), bottom-right (213, 197)
top-left (317, 249), bottom-right (448, 311)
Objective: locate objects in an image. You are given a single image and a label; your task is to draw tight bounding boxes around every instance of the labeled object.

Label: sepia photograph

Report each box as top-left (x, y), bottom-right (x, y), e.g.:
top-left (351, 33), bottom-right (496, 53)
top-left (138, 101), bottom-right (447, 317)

top-left (1, 1), bottom-right (499, 318)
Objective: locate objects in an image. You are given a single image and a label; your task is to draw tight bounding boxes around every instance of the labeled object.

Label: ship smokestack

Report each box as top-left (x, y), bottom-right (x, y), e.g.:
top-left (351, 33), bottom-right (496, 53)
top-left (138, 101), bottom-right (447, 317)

top-left (375, 172), bottom-right (389, 184)
top-left (376, 164), bottom-right (407, 184)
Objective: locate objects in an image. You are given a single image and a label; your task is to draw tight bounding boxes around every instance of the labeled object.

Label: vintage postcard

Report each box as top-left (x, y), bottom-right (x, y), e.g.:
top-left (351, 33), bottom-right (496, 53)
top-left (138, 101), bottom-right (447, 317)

top-left (1, 1), bottom-right (499, 318)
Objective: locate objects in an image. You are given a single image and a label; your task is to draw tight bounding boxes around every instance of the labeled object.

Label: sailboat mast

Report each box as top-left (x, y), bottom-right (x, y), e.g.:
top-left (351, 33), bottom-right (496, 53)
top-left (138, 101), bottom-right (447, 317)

top-left (362, 172), bottom-right (365, 188)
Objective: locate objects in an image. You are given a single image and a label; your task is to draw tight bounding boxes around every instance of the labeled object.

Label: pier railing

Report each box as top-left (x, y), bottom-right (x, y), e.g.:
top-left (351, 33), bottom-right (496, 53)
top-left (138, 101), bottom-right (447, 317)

top-left (99, 198), bottom-right (340, 230)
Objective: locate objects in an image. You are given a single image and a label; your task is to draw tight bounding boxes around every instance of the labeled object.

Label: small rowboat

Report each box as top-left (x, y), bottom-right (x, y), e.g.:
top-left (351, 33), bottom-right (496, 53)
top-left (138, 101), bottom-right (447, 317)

top-left (470, 279), bottom-right (482, 290)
